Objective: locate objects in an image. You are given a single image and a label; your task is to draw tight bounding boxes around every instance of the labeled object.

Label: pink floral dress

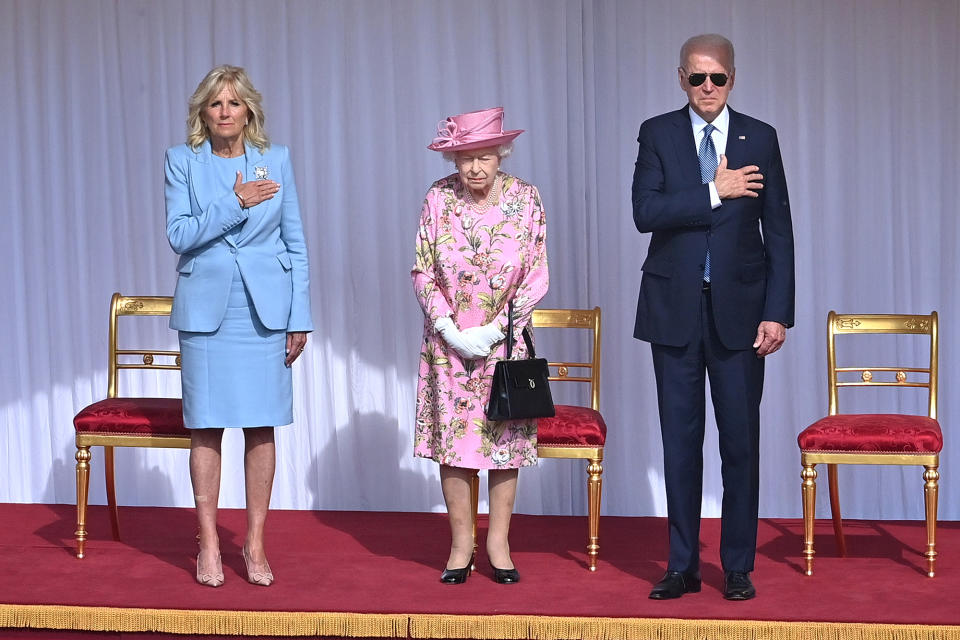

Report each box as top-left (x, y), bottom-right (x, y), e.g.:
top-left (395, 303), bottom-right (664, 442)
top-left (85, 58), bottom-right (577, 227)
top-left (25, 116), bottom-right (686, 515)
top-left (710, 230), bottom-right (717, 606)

top-left (412, 172), bottom-right (549, 469)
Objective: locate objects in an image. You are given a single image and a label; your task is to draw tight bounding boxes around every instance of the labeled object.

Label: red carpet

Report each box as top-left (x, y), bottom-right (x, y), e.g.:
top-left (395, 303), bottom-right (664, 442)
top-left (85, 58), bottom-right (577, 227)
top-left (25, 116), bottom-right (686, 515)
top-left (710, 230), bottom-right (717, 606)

top-left (1, 503), bottom-right (958, 638)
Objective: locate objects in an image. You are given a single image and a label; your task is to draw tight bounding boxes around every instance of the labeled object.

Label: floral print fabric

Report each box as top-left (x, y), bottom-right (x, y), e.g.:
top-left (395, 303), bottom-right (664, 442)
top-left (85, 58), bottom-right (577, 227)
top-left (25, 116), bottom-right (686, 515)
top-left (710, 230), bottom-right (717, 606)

top-left (412, 172), bottom-right (549, 469)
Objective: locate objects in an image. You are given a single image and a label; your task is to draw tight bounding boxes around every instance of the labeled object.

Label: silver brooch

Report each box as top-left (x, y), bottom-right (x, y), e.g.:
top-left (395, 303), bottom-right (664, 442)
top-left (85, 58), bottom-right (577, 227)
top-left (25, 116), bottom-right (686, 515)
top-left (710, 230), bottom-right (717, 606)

top-left (254, 165), bottom-right (269, 180)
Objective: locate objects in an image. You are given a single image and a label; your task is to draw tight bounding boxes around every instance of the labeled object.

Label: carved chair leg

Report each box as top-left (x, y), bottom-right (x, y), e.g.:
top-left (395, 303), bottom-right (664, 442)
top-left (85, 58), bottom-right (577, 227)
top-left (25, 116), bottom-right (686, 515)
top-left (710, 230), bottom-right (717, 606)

top-left (586, 456), bottom-right (603, 571)
top-left (923, 464), bottom-right (939, 577)
top-left (104, 446), bottom-right (121, 541)
top-left (801, 462), bottom-right (817, 576)
top-left (470, 471), bottom-right (480, 570)
top-left (826, 463), bottom-right (846, 556)
top-left (75, 445), bottom-right (91, 559)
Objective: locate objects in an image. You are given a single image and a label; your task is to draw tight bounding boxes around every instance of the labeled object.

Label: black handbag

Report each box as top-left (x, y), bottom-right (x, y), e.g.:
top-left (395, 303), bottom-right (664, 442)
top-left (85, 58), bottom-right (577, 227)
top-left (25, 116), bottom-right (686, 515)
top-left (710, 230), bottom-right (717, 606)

top-left (485, 304), bottom-right (555, 421)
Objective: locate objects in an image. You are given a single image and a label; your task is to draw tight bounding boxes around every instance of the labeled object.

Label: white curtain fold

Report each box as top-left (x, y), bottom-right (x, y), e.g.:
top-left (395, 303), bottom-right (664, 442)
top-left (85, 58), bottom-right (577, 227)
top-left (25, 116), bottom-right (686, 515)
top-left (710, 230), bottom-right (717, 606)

top-left (1, 0), bottom-right (957, 521)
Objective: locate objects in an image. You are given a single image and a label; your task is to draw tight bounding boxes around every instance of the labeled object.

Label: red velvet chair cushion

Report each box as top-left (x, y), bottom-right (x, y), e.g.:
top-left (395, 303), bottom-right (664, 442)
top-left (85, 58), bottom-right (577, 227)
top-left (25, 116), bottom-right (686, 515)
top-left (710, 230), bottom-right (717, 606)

top-left (74, 398), bottom-right (188, 436)
top-left (538, 404), bottom-right (607, 447)
top-left (798, 414), bottom-right (942, 453)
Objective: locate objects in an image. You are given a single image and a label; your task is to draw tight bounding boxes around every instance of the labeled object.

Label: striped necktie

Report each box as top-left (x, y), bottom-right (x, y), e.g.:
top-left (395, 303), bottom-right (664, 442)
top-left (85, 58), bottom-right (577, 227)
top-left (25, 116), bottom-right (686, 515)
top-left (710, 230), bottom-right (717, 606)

top-left (699, 124), bottom-right (718, 282)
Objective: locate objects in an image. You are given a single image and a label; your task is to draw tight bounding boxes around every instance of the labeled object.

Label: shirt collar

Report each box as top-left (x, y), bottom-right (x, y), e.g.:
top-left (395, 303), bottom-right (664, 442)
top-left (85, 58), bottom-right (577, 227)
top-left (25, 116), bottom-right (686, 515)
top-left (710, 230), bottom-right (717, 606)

top-left (689, 105), bottom-right (729, 135)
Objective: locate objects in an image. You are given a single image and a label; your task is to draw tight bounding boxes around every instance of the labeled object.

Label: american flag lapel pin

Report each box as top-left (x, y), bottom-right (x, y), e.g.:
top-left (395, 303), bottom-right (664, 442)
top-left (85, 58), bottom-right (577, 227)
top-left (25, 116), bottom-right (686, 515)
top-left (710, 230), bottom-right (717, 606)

top-left (738, 135), bottom-right (746, 140)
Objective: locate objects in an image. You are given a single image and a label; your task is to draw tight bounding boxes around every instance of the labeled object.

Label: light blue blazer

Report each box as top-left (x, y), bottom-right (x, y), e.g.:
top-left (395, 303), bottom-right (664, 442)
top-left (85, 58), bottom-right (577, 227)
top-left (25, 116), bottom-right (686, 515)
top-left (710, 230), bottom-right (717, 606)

top-left (164, 140), bottom-right (313, 333)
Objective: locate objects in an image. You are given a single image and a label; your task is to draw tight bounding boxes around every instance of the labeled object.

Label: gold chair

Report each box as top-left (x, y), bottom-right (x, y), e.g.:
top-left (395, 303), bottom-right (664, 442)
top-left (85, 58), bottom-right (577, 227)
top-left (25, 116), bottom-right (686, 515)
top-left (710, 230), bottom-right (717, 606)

top-left (73, 293), bottom-right (190, 558)
top-left (471, 307), bottom-right (607, 570)
top-left (797, 312), bottom-right (941, 577)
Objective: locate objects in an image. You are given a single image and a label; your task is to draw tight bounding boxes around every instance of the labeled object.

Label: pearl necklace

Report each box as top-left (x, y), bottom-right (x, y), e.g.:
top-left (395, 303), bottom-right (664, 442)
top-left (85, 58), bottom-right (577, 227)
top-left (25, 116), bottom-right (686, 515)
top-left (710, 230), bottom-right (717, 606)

top-left (212, 147), bottom-right (244, 159)
top-left (464, 174), bottom-right (500, 214)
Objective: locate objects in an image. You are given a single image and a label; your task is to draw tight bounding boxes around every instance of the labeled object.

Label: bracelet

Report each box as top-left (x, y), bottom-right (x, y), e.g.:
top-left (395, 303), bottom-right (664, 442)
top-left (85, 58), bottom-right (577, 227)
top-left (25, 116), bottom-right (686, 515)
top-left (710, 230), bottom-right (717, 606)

top-left (235, 191), bottom-right (246, 208)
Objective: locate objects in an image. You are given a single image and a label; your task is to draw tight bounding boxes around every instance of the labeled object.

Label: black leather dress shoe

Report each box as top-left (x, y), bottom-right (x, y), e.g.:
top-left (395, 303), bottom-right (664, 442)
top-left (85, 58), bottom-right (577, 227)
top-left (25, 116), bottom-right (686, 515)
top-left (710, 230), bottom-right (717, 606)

top-left (723, 571), bottom-right (756, 600)
top-left (648, 570), bottom-right (702, 599)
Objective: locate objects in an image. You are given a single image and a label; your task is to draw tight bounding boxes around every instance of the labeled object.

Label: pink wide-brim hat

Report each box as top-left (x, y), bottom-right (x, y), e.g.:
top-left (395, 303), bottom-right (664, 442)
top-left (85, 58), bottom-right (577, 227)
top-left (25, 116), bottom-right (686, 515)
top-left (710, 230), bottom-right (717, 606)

top-left (427, 107), bottom-right (524, 152)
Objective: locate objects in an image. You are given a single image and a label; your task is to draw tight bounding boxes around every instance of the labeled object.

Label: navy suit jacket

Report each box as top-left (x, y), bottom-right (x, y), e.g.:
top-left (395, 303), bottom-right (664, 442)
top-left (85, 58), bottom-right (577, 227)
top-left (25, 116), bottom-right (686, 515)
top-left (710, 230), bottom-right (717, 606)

top-left (164, 141), bottom-right (313, 333)
top-left (631, 106), bottom-right (795, 350)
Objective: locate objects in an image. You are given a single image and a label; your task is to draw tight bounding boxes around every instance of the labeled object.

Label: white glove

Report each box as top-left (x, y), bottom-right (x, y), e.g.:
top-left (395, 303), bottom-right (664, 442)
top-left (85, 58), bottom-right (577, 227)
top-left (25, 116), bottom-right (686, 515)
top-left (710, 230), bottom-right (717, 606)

top-left (435, 316), bottom-right (489, 359)
top-left (462, 322), bottom-right (505, 354)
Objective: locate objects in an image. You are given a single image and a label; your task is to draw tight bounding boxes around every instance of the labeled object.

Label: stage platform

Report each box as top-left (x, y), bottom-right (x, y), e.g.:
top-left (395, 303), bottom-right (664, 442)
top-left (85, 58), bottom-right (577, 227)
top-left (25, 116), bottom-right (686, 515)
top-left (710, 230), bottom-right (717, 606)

top-left (1, 503), bottom-right (957, 639)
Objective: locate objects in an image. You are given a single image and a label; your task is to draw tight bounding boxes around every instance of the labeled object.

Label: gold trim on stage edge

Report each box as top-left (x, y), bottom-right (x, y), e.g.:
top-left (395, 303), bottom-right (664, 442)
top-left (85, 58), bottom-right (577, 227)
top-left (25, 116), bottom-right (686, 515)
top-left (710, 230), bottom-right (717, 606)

top-left (2, 605), bottom-right (960, 639)
top-left (0, 605), bottom-right (404, 637)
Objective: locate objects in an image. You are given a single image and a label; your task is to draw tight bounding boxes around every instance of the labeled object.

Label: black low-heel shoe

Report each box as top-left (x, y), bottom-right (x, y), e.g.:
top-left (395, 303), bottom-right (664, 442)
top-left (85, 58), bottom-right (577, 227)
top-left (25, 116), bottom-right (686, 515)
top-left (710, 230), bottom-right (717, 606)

top-left (440, 553), bottom-right (476, 584)
top-left (491, 564), bottom-right (520, 584)
top-left (439, 566), bottom-right (470, 584)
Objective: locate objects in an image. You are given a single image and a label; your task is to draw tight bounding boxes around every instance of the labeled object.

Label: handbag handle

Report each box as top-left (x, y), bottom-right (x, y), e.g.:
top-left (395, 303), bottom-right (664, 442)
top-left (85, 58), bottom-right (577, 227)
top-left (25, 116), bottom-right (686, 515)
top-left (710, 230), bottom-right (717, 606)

top-left (504, 301), bottom-right (536, 360)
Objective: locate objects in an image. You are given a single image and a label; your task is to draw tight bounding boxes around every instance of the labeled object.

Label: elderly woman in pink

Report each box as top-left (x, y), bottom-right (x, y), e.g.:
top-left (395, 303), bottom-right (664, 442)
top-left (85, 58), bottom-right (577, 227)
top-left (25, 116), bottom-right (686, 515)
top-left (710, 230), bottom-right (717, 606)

top-left (412, 107), bottom-right (549, 584)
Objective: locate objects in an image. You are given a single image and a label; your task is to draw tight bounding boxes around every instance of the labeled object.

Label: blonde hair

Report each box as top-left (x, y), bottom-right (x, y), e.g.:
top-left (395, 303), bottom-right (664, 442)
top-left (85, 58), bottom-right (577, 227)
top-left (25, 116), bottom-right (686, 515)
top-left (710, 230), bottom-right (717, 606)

top-left (186, 65), bottom-right (269, 152)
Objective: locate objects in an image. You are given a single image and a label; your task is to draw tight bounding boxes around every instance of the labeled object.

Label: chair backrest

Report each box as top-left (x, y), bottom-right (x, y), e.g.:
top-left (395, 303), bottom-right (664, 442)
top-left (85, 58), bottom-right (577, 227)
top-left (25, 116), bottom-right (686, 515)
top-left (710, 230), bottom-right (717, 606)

top-left (108, 293), bottom-right (179, 399)
top-left (827, 311), bottom-right (938, 419)
top-left (531, 307), bottom-right (601, 411)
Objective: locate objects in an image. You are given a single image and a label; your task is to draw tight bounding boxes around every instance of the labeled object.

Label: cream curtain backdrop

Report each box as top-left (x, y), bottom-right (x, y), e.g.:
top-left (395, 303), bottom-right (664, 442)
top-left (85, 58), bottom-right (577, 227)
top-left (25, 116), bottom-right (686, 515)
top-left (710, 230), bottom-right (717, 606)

top-left (1, 0), bottom-right (957, 523)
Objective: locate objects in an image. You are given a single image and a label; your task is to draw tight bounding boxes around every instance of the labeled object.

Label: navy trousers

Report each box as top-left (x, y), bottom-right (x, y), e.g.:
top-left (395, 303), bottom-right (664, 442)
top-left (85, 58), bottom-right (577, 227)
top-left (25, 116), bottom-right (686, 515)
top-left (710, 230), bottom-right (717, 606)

top-left (650, 287), bottom-right (765, 573)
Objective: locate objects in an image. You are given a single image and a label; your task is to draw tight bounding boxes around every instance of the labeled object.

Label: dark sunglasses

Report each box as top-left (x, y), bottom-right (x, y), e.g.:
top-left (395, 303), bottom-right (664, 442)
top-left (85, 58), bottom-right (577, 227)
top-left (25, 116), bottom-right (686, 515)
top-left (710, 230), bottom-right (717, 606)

top-left (684, 71), bottom-right (729, 87)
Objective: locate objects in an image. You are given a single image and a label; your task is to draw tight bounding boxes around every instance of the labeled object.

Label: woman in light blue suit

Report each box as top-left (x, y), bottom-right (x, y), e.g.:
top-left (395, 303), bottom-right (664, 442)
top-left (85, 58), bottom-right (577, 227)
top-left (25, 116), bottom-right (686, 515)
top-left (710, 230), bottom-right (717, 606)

top-left (165, 65), bottom-right (312, 588)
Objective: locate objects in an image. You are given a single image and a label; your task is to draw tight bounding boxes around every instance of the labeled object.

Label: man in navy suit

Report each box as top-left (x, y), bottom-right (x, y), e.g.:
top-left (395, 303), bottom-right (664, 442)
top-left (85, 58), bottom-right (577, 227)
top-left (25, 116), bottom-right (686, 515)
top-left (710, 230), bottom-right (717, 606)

top-left (632, 34), bottom-right (795, 601)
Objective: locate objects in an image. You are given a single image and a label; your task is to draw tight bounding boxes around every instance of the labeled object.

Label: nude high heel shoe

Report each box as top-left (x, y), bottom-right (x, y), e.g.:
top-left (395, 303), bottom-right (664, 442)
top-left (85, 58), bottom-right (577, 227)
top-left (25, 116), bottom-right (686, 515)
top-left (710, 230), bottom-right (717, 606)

top-left (242, 546), bottom-right (274, 586)
top-left (196, 553), bottom-right (224, 587)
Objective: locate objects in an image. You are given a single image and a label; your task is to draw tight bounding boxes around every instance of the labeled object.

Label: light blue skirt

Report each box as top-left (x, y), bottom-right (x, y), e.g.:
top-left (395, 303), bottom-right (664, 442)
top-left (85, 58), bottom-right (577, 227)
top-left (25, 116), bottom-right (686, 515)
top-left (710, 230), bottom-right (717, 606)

top-left (179, 266), bottom-right (292, 429)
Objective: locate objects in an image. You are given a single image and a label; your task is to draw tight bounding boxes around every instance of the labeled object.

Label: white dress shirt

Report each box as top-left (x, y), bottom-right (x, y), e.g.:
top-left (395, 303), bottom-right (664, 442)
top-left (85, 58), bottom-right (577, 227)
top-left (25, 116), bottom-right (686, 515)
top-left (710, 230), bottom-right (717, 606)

top-left (689, 105), bottom-right (729, 210)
